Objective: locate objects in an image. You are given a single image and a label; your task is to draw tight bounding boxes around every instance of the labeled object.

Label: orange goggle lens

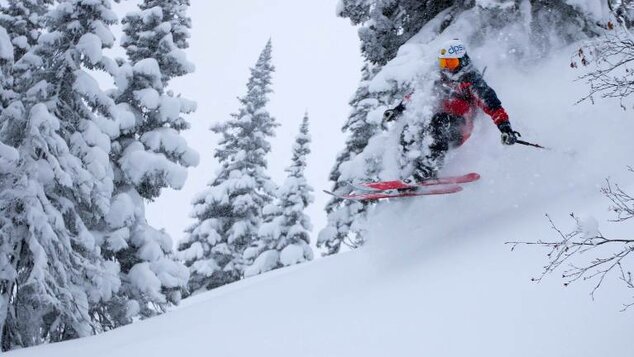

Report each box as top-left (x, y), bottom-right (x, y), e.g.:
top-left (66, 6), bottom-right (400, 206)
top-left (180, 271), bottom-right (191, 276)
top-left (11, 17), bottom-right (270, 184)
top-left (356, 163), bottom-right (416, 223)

top-left (439, 58), bottom-right (460, 70)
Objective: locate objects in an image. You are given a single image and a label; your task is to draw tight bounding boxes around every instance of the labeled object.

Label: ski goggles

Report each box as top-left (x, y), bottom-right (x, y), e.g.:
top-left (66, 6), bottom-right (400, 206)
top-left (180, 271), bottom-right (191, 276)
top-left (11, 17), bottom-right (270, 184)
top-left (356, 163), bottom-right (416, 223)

top-left (439, 57), bottom-right (460, 71)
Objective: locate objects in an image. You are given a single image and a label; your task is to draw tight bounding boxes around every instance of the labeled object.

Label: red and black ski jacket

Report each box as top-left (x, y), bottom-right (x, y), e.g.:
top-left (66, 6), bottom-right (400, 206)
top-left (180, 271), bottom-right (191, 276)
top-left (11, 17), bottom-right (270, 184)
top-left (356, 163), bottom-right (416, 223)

top-left (398, 69), bottom-right (509, 125)
top-left (437, 69), bottom-right (509, 127)
top-left (436, 69), bottom-right (509, 143)
top-left (400, 68), bottom-right (510, 143)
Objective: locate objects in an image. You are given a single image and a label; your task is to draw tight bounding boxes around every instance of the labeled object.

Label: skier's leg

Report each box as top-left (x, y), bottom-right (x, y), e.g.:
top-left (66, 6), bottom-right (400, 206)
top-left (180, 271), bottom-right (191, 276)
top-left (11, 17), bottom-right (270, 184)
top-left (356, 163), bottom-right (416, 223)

top-left (409, 113), bottom-right (452, 181)
top-left (429, 113), bottom-right (453, 161)
top-left (446, 115), bottom-right (467, 148)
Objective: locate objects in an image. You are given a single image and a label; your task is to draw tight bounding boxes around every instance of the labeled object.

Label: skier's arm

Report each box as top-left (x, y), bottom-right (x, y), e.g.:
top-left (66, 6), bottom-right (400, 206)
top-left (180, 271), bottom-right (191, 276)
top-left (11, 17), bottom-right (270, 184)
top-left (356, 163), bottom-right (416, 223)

top-left (470, 75), bottom-right (519, 145)
top-left (470, 75), bottom-right (509, 126)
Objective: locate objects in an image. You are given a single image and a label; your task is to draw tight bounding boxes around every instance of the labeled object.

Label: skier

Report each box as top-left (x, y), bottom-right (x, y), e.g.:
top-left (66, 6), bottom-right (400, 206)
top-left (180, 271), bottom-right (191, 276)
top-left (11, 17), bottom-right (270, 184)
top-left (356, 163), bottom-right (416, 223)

top-left (383, 39), bottom-right (520, 182)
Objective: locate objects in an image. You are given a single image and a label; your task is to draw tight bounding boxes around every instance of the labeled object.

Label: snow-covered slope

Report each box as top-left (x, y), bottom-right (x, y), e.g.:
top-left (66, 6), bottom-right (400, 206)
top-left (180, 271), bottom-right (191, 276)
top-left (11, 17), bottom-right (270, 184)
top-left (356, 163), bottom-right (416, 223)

top-left (9, 12), bottom-right (634, 357)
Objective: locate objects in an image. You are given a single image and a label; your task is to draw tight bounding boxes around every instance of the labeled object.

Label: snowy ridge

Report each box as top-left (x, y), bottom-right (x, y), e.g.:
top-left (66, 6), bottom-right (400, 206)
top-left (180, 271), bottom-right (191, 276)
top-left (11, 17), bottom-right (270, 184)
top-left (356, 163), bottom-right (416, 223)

top-left (8, 35), bottom-right (634, 356)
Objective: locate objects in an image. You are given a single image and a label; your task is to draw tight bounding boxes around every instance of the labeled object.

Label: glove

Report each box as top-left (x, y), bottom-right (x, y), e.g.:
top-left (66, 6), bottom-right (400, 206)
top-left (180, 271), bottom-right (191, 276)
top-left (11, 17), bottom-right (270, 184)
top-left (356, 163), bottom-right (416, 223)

top-left (498, 122), bottom-right (520, 145)
top-left (383, 103), bottom-right (405, 122)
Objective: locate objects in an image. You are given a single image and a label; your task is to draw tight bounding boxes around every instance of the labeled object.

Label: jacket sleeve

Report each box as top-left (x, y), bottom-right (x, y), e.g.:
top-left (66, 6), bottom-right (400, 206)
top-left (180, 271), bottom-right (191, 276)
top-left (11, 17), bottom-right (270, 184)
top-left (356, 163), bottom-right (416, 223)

top-left (469, 74), bottom-right (509, 126)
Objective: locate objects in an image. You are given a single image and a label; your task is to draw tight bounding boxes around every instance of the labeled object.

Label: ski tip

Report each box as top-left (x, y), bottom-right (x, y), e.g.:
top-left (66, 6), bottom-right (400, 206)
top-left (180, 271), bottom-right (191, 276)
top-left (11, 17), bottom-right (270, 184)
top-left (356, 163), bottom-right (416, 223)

top-left (323, 190), bottom-right (349, 200)
top-left (346, 181), bottom-right (382, 192)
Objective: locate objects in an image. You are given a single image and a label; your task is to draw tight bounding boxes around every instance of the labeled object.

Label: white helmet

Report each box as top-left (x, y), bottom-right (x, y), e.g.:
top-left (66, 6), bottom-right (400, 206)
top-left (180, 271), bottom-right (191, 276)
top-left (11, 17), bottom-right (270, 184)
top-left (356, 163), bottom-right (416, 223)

top-left (439, 39), bottom-right (467, 59)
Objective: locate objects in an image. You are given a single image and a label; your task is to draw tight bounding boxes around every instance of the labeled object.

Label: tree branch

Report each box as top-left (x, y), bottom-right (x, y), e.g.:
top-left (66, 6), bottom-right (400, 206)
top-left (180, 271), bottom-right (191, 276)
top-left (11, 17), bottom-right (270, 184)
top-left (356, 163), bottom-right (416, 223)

top-left (507, 174), bottom-right (634, 309)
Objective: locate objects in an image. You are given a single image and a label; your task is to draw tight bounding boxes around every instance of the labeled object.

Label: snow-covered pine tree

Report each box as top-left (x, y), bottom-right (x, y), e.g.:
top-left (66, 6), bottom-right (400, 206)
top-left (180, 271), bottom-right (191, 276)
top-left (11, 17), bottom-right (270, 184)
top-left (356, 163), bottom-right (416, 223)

top-left (245, 113), bottom-right (314, 276)
top-left (0, 26), bottom-right (13, 106)
top-left (178, 40), bottom-right (278, 292)
top-left (0, 22), bottom-right (16, 353)
top-left (91, 0), bottom-right (197, 328)
top-left (0, 1), bottom-right (51, 64)
top-left (318, 63), bottom-right (405, 255)
top-left (318, 64), bottom-right (379, 254)
top-left (0, 0), bottom-right (51, 108)
top-left (337, 0), bottom-right (465, 65)
top-left (122, 0), bottom-right (192, 82)
top-left (337, 0), bottom-right (603, 65)
top-left (0, 142), bottom-right (17, 343)
top-left (0, 0), bottom-right (123, 351)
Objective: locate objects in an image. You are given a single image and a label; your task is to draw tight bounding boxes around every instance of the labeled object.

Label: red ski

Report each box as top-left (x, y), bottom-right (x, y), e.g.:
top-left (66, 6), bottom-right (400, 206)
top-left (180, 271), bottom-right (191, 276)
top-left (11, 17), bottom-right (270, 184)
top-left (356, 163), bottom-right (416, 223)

top-left (324, 185), bottom-right (463, 201)
top-left (355, 172), bottom-right (480, 192)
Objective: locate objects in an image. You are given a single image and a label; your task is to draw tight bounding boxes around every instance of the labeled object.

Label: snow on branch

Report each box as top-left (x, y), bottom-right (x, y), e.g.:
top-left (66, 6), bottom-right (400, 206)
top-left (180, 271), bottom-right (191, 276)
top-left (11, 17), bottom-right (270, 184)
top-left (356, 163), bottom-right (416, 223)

top-left (603, 168), bottom-right (634, 221)
top-left (572, 19), bottom-right (634, 109)
top-left (507, 174), bottom-right (634, 310)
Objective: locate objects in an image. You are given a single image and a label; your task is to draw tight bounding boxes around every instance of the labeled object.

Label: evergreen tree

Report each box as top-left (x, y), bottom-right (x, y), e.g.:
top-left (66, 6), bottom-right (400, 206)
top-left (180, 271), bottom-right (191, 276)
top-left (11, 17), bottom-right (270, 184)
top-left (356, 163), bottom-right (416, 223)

top-left (0, 0), bottom-right (123, 350)
top-left (337, 0), bottom-right (602, 65)
top-left (0, 0), bottom-right (51, 108)
top-left (178, 40), bottom-right (278, 292)
top-left (0, 26), bottom-right (13, 106)
top-left (0, 23), bottom-right (17, 352)
top-left (0, 0), bottom-right (51, 63)
top-left (122, 0), bottom-right (192, 82)
top-left (337, 0), bottom-right (460, 65)
top-left (245, 113), bottom-right (314, 277)
top-left (318, 63), bottom-right (403, 255)
top-left (91, 0), bottom-right (197, 328)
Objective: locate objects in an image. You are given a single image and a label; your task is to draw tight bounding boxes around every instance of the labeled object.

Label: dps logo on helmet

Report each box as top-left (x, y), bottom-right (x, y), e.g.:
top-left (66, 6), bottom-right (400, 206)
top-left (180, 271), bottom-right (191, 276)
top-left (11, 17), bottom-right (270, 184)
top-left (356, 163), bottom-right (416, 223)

top-left (439, 39), bottom-right (466, 59)
top-left (448, 44), bottom-right (465, 55)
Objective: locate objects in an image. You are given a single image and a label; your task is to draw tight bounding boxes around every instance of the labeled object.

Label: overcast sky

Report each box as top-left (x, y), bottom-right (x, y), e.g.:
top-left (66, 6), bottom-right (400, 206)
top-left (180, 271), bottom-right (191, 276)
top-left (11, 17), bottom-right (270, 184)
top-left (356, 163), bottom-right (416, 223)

top-left (134, 1), bottom-right (363, 244)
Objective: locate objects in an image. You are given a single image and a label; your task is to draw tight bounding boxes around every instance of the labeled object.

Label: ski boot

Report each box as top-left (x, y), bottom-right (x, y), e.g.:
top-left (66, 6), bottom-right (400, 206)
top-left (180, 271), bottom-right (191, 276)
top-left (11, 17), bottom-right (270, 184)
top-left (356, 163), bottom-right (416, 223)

top-left (401, 166), bottom-right (437, 191)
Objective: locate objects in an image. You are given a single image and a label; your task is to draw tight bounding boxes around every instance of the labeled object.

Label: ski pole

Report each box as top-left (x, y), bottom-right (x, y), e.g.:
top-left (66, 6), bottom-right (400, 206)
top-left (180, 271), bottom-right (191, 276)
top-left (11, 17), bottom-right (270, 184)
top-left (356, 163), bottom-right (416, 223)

top-left (516, 139), bottom-right (549, 150)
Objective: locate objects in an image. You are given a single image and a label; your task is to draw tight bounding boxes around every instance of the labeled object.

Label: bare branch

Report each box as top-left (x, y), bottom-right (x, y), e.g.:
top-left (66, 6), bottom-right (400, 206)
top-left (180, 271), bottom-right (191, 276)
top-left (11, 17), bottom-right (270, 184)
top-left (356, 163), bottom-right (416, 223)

top-left (607, 0), bottom-right (634, 30)
top-left (507, 173), bottom-right (634, 309)
top-left (602, 178), bottom-right (634, 221)
top-left (573, 27), bottom-right (634, 109)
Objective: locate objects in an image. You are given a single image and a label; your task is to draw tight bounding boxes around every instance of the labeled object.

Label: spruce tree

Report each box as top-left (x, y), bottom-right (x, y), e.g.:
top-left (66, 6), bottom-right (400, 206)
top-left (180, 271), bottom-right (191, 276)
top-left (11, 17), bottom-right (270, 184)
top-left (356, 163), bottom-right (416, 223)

top-left (92, 0), bottom-right (197, 328)
top-left (337, 0), bottom-right (602, 65)
top-left (0, 0), bottom-right (51, 108)
top-left (0, 23), bottom-right (17, 352)
top-left (122, 0), bottom-right (192, 82)
top-left (0, 26), bottom-right (13, 106)
top-left (245, 113), bottom-right (314, 276)
top-left (0, 1), bottom-right (51, 63)
top-left (178, 40), bottom-right (278, 292)
top-left (0, 0), bottom-right (123, 350)
top-left (318, 63), bottom-right (402, 255)
top-left (337, 0), bottom-right (458, 65)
